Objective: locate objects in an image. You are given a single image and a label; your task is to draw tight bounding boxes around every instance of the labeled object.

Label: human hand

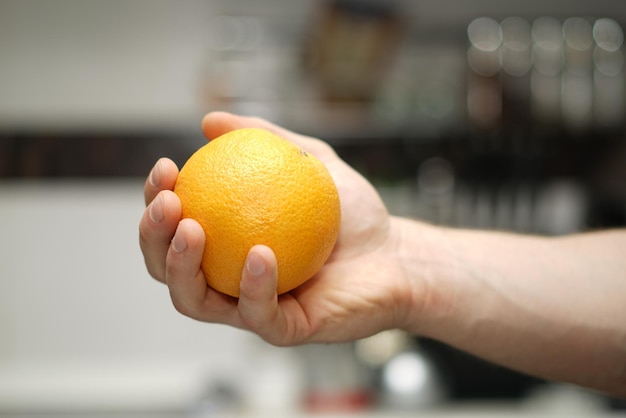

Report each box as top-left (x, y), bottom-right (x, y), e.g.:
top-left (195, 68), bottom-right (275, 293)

top-left (139, 112), bottom-right (417, 346)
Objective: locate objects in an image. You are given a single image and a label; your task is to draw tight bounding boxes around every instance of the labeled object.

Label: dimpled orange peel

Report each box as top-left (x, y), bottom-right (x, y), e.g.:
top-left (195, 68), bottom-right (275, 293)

top-left (174, 128), bottom-right (341, 297)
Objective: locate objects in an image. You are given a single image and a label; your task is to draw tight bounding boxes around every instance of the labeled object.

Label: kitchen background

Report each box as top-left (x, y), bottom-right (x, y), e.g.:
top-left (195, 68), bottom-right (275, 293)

top-left (1, 0), bottom-right (625, 416)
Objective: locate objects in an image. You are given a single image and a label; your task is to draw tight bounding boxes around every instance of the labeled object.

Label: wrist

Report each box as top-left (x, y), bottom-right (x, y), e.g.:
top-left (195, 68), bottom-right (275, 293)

top-left (388, 217), bottom-right (451, 338)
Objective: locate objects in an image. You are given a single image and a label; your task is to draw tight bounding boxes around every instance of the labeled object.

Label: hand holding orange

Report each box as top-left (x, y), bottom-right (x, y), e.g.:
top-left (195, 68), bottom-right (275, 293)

top-left (141, 112), bottom-right (400, 346)
top-left (174, 128), bottom-right (341, 297)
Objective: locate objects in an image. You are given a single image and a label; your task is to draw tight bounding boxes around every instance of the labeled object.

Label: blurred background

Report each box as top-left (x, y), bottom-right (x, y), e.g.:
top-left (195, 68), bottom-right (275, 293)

top-left (1, 0), bottom-right (625, 416)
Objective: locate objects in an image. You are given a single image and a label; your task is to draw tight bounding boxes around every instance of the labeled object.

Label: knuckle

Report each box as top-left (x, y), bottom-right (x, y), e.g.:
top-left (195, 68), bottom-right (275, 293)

top-left (170, 294), bottom-right (194, 318)
top-left (239, 310), bottom-right (265, 331)
top-left (145, 262), bottom-right (165, 282)
top-left (239, 313), bottom-right (294, 347)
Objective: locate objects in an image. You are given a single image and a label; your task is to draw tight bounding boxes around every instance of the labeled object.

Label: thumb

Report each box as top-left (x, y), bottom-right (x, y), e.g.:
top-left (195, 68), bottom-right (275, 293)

top-left (201, 111), bottom-right (245, 140)
top-left (238, 245), bottom-right (281, 335)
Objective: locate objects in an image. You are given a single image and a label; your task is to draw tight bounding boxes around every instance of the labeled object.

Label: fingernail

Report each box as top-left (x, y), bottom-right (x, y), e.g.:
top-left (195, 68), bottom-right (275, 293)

top-left (149, 160), bottom-right (162, 188)
top-left (246, 250), bottom-right (266, 276)
top-left (149, 194), bottom-right (164, 223)
top-left (171, 227), bottom-right (187, 253)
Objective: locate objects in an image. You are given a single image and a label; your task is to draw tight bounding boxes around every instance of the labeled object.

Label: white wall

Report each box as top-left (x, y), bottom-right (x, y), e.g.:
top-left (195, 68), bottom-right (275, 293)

top-left (0, 181), bottom-right (261, 411)
top-left (0, 0), bottom-right (217, 131)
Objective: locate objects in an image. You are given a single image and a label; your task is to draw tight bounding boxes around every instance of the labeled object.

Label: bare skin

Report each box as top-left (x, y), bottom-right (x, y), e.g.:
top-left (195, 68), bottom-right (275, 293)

top-left (138, 112), bottom-right (626, 397)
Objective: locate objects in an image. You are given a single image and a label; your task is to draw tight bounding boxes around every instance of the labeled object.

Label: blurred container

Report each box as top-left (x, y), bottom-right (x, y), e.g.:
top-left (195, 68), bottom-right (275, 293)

top-left (466, 17), bottom-right (503, 130)
top-left (299, 343), bottom-right (374, 412)
top-left (241, 342), bottom-right (304, 414)
top-left (593, 18), bottom-right (625, 129)
top-left (379, 343), bottom-right (447, 409)
top-left (303, 0), bottom-right (404, 102)
top-left (501, 17), bottom-right (532, 78)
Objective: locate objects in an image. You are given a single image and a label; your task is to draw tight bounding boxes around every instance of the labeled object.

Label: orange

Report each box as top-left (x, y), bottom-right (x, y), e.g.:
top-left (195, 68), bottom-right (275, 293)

top-left (174, 128), bottom-right (341, 297)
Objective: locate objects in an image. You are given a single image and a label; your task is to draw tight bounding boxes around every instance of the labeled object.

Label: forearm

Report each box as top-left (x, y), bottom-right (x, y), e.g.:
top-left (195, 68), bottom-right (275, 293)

top-left (394, 216), bottom-right (626, 396)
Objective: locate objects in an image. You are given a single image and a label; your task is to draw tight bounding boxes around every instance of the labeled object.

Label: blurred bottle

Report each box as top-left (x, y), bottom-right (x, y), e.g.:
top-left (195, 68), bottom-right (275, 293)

top-left (530, 16), bottom-right (564, 127)
top-left (416, 157), bottom-right (455, 225)
top-left (466, 17), bottom-right (503, 131)
top-left (592, 18), bottom-right (624, 130)
top-left (355, 330), bottom-right (448, 410)
top-left (561, 17), bottom-right (594, 131)
top-left (500, 17), bottom-right (532, 132)
top-left (299, 342), bottom-right (374, 412)
top-left (239, 338), bottom-right (304, 414)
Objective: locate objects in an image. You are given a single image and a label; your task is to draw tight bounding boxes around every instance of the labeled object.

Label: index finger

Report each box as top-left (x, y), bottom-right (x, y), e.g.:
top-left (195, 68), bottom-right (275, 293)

top-left (144, 158), bottom-right (179, 206)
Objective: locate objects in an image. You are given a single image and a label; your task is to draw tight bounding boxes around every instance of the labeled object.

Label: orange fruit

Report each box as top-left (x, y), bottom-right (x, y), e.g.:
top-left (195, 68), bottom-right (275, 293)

top-left (174, 128), bottom-right (341, 297)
